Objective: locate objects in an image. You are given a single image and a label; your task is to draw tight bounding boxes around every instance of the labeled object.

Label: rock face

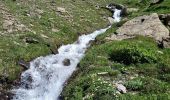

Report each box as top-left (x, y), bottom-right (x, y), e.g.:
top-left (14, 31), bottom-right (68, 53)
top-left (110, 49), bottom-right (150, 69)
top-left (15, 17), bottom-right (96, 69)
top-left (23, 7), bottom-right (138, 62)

top-left (116, 13), bottom-right (169, 42)
top-left (159, 14), bottom-right (170, 27)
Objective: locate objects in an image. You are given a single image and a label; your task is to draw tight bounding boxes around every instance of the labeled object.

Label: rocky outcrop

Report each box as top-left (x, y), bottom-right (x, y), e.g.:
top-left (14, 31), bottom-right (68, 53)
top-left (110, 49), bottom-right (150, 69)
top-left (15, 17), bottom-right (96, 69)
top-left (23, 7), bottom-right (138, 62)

top-left (159, 14), bottom-right (170, 27)
top-left (116, 13), bottom-right (169, 42)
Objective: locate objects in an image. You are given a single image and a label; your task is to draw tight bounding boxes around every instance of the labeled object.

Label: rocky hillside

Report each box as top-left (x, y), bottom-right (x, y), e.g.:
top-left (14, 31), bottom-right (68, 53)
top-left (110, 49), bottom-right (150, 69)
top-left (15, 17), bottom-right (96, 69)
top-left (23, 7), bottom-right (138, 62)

top-left (0, 0), bottom-right (170, 99)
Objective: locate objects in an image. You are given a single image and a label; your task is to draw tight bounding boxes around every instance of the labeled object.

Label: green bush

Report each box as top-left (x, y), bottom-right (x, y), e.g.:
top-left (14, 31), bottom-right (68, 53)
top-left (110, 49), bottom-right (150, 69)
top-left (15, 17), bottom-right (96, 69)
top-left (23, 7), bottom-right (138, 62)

top-left (125, 78), bottom-right (143, 91)
top-left (125, 77), bottom-right (170, 94)
top-left (109, 45), bottom-right (158, 65)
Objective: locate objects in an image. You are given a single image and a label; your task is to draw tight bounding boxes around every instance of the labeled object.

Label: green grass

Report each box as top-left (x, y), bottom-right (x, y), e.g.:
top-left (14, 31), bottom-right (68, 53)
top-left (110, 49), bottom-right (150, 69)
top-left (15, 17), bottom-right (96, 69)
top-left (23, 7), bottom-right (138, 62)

top-left (0, 0), bottom-right (113, 82)
top-left (62, 36), bottom-right (170, 99)
top-left (0, 0), bottom-right (170, 99)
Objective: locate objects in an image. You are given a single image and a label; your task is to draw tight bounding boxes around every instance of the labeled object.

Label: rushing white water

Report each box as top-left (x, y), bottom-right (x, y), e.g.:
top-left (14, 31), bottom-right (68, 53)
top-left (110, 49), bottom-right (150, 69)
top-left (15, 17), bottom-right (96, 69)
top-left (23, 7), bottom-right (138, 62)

top-left (113, 9), bottom-right (121, 22)
top-left (12, 9), bottom-right (121, 100)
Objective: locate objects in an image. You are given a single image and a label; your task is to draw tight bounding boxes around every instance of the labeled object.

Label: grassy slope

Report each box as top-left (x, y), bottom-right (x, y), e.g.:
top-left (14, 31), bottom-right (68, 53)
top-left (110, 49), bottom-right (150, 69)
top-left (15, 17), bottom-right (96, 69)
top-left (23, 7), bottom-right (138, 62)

top-left (0, 0), bottom-right (114, 84)
top-left (0, 0), bottom-right (170, 99)
top-left (62, 0), bottom-right (170, 100)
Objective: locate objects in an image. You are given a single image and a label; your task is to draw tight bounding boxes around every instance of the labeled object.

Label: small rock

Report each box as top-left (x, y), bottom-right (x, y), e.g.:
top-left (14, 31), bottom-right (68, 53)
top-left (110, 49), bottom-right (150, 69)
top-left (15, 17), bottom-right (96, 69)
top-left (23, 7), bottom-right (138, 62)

top-left (57, 7), bottom-right (66, 13)
top-left (52, 28), bottom-right (59, 32)
top-left (24, 37), bottom-right (39, 44)
top-left (127, 8), bottom-right (139, 13)
top-left (116, 13), bottom-right (169, 42)
top-left (41, 34), bottom-right (49, 39)
top-left (50, 48), bottom-right (59, 54)
top-left (115, 83), bottom-right (127, 93)
top-left (3, 20), bottom-right (13, 30)
top-left (105, 34), bottom-right (135, 41)
top-left (62, 59), bottom-right (71, 66)
top-left (36, 9), bottom-right (44, 14)
top-left (18, 59), bottom-right (30, 69)
top-left (97, 72), bottom-right (108, 75)
top-left (108, 17), bottom-right (115, 24)
top-left (162, 37), bottom-right (170, 48)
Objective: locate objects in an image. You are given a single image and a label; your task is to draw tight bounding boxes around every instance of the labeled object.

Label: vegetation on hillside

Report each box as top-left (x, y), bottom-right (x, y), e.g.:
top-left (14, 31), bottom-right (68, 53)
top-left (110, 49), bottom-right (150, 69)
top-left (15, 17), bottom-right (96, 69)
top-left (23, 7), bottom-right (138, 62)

top-left (0, 0), bottom-right (170, 99)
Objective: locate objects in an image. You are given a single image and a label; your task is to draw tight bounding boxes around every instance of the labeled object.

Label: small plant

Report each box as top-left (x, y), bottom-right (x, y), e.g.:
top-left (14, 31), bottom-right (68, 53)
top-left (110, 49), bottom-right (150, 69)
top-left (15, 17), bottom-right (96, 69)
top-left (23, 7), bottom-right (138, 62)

top-left (109, 45), bottom-right (158, 65)
top-left (125, 78), bottom-right (143, 91)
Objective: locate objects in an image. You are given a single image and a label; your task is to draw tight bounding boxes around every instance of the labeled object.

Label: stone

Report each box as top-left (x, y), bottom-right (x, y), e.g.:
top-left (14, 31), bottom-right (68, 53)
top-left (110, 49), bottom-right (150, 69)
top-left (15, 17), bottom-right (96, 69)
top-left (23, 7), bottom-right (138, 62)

top-left (62, 59), bottom-right (71, 66)
top-left (162, 37), bottom-right (170, 48)
top-left (2, 20), bottom-right (13, 30)
top-left (52, 28), bottom-right (59, 32)
top-left (18, 59), bottom-right (30, 69)
top-left (36, 9), bottom-right (44, 14)
top-left (108, 17), bottom-right (115, 24)
top-left (24, 37), bottom-right (39, 44)
top-left (57, 7), bottom-right (66, 13)
top-left (127, 8), bottom-right (139, 13)
top-left (116, 13), bottom-right (169, 42)
top-left (150, 0), bottom-right (164, 4)
top-left (159, 14), bottom-right (170, 26)
top-left (115, 83), bottom-right (127, 93)
top-left (106, 34), bottom-right (135, 41)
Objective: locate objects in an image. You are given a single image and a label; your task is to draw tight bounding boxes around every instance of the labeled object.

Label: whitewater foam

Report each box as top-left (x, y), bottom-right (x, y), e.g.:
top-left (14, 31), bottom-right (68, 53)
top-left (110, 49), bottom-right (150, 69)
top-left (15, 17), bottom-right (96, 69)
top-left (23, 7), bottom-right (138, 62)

top-left (12, 9), bottom-right (121, 100)
top-left (113, 9), bottom-right (121, 22)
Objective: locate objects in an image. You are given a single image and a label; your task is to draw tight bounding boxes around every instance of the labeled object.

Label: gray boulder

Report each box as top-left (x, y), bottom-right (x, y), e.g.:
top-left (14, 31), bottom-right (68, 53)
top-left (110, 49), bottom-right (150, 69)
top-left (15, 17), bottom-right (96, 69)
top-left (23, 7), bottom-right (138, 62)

top-left (116, 13), bottom-right (169, 42)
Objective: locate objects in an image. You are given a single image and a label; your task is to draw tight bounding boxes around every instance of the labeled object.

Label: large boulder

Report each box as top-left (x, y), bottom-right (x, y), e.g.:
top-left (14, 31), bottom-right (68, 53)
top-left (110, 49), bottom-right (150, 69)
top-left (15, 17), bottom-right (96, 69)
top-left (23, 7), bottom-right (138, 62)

top-left (116, 13), bottom-right (169, 42)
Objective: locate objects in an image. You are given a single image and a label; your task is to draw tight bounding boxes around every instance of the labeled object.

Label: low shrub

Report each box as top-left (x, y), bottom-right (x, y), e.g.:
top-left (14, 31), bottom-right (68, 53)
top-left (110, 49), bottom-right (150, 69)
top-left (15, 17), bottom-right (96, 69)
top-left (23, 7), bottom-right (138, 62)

top-left (109, 45), bottom-right (158, 65)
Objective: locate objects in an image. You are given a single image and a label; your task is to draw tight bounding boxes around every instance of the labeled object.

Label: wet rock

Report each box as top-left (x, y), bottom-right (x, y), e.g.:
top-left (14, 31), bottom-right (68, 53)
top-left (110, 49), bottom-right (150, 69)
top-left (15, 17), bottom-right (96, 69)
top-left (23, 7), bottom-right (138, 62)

top-left (115, 83), bottom-right (127, 94)
top-left (106, 3), bottom-right (127, 17)
top-left (36, 9), bottom-right (44, 14)
top-left (0, 90), bottom-right (13, 100)
top-left (50, 48), bottom-right (59, 54)
top-left (116, 13), bottom-right (169, 42)
top-left (18, 59), bottom-right (30, 69)
top-left (24, 37), bottom-right (39, 44)
top-left (62, 59), bottom-right (71, 66)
